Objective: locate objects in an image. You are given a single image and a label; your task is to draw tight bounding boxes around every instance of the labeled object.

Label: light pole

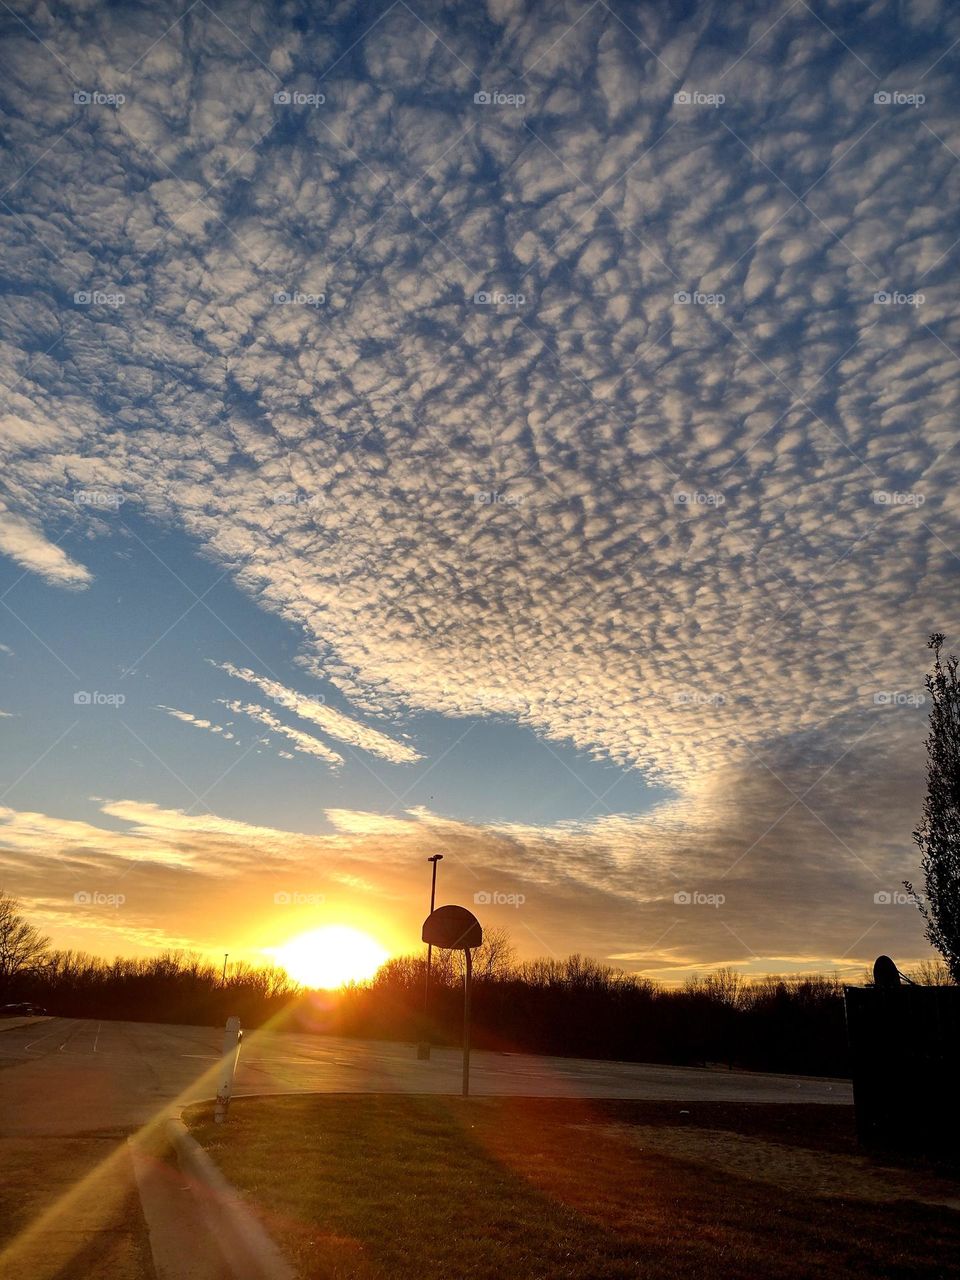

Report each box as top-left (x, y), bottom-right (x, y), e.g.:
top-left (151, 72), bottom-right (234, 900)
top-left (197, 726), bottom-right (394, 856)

top-left (418, 854), bottom-right (443, 1060)
top-left (424, 854), bottom-right (443, 1000)
top-left (222, 953), bottom-right (229, 985)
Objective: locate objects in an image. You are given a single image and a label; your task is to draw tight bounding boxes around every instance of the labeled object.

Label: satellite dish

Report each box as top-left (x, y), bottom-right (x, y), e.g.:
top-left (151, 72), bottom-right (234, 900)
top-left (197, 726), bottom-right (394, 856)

top-left (873, 955), bottom-right (901, 989)
top-left (422, 904), bottom-right (482, 950)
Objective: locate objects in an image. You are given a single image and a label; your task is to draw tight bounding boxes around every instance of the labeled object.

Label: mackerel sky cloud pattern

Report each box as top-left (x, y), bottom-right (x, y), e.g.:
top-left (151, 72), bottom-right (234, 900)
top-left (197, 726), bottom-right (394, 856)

top-left (1, 0), bottom-right (959, 974)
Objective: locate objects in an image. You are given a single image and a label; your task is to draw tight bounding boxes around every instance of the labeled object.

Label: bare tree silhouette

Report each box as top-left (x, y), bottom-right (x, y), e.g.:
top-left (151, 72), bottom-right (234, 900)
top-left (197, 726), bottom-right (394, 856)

top-left (0, 891), bottom-right (50, 998)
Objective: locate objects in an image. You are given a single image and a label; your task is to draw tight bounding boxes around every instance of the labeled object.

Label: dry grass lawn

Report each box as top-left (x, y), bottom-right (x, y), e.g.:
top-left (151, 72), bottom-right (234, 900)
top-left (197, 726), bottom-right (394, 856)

top-left (0, 1133), bottom-right (153, 1280)
top-left (187, 1095), bottom-right (960, 1279)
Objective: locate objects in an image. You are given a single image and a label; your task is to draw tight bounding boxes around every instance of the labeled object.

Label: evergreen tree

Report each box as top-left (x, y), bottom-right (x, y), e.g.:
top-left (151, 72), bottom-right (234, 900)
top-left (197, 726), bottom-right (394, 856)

top-left (907, 634), bottom-right (960, 982)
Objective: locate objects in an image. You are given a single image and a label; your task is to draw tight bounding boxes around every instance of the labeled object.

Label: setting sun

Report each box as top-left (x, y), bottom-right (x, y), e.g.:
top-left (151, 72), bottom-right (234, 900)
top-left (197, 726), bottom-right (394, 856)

top-left (270, 926), bottom-right (390, 989)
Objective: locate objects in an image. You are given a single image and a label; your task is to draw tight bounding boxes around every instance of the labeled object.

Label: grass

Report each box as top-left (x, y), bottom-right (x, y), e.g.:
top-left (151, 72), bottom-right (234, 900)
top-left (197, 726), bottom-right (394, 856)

top-left (186, 1095), bottom-right (960, 1279)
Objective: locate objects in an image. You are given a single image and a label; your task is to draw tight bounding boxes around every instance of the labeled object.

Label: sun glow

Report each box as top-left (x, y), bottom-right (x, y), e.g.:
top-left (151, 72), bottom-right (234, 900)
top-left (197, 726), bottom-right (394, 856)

top-left (271, 925), bottom-right (389, 989)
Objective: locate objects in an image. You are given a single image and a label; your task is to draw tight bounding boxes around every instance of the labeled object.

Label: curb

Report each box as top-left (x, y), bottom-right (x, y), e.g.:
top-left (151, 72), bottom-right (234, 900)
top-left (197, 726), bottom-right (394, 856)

top-left (0, 1015), bottom-right (48, 1034)
top-left (130, 1126), bottom-right (232, 1280)
top-left (165, 1117), bottom-right (297, 1280)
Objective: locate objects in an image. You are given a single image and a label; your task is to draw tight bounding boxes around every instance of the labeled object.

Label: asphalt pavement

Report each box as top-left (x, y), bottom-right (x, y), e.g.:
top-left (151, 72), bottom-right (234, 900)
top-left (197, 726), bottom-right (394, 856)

top-left (0, 1016), bottom-right (851, 1137)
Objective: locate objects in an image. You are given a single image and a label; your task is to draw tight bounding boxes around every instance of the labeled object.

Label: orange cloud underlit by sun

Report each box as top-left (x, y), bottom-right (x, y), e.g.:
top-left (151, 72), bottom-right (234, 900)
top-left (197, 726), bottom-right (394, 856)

top-left (268, 925), bottom-right (390, 989)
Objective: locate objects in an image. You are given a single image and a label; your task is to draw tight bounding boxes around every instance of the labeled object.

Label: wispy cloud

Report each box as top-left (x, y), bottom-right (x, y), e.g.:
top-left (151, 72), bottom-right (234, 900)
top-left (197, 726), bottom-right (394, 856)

top-left (214, 661), bottom-right (421, 763)
top-left (0, 505), bottom-right (91, 587)
top-left (219, 698), bottom-right (345, 766)
top-left (156, 705), bottom-right (235, 738)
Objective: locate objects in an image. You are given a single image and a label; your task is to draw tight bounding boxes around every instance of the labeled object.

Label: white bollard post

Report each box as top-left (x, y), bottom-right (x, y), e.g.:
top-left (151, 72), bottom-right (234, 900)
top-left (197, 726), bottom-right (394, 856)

top-left (214, 1015), bottom-right (242, 1124)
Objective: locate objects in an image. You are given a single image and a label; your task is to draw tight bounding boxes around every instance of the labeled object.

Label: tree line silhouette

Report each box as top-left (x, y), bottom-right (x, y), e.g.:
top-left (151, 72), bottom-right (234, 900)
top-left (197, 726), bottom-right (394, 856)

top-left (13, 949), bottom-right (295, 1028)
top-left (4, 942), bottom-right (897, 1077)
top-left (338, 948), bottom-right (856, 1076)
top-left (7, 898), bottom-right (954, 1077)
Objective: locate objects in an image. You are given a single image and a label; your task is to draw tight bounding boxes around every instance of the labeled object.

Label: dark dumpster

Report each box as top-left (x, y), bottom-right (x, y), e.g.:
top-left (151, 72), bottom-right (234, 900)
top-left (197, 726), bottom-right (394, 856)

top-left (845, 971), bottom-right (960, 1155)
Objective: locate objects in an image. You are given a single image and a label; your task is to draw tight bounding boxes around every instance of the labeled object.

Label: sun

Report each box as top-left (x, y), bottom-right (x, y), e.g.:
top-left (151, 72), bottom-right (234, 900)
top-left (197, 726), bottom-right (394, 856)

top-left (271, 925), bottom-right (389, 989)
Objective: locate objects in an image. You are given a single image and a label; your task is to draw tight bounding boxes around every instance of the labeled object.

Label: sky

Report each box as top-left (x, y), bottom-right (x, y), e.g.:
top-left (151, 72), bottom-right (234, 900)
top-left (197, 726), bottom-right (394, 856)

top-left (1, 0), bottom-right (958, 983)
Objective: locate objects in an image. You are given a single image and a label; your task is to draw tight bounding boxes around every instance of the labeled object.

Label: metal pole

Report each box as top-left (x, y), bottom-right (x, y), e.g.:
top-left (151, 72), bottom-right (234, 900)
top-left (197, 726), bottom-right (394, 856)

top-left (418, 855), bottom-right (443, 1061)
top-left (462, 947), bottom-right (472, 1097)
top-left (221, 953), bottom-right (228, 985)
top-left (423, 855), bottom-right (441, 1009)
top-left (214, 1016), bottom-right (242, 1124)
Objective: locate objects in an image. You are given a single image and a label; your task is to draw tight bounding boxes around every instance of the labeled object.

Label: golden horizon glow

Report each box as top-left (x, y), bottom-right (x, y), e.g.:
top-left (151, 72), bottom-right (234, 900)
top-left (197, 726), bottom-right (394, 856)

top-left (269, 925), bottom-right (390, 989)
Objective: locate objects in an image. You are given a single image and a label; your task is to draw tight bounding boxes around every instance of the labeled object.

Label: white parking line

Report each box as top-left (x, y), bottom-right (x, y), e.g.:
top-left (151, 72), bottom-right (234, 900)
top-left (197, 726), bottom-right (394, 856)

top-left (24, 1023), bottom-right (67, 1051)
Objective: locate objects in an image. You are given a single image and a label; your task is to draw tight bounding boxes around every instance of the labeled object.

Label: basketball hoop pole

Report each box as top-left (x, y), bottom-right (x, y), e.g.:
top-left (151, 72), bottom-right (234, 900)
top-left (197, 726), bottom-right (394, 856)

top-left (462, 946), bottom-right (473, 1098)
top-left (421, 903), bottom-right (482, 1093)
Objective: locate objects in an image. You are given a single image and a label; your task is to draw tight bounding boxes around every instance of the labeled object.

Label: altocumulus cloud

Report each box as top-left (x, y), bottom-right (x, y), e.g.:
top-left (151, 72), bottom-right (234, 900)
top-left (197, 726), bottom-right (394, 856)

top-left (1, 0), bottom-right (959, 967)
